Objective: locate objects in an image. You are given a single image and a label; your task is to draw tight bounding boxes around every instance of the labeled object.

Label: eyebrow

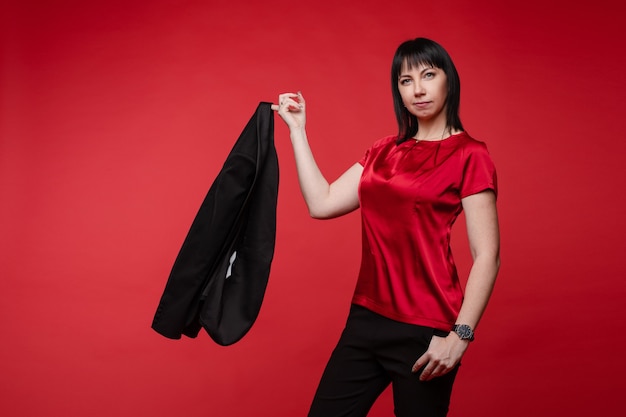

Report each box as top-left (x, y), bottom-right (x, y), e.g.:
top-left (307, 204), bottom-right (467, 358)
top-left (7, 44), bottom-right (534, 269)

top-left (399, 65), bottom-right (436, 77)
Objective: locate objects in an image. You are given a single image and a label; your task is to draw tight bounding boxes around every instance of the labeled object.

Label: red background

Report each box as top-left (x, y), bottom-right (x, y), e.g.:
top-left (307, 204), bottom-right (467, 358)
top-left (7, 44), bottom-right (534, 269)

top-left (1, 0), bottom-right (624, 416)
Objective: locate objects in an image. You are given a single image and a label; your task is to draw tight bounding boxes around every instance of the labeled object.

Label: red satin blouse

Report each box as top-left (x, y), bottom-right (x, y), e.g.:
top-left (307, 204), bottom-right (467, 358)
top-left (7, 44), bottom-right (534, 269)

top-left (353, 132), bottom-right (497, 331)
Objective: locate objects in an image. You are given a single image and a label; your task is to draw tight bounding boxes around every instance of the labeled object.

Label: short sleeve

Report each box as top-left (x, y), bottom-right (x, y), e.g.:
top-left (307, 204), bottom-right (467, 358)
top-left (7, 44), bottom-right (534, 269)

top-left (460, 143), bottom-right (498, 199)
top-left (359, 135), bottom-right (397, 167)
top-left (358, 147), bottom-right (371, 166)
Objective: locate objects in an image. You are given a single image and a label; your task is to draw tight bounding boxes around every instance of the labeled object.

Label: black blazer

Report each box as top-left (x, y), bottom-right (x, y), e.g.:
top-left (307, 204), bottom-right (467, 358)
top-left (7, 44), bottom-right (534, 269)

top-left (152, 102), bottom-right (278, 345)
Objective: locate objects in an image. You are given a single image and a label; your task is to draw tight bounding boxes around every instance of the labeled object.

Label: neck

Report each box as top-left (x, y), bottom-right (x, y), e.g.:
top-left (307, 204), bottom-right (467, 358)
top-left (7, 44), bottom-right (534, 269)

top-left (414, 123), bottom-right (449, 141)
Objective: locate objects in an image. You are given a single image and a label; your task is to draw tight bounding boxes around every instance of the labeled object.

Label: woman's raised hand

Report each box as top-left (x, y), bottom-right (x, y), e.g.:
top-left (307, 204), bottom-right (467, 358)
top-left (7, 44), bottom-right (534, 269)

top-left (272, 92), bottom-right (306, 131)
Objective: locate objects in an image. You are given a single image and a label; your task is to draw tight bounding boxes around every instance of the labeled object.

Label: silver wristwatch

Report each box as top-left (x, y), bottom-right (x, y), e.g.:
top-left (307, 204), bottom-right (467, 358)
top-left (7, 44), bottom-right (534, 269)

top-left (453, 324), bottom-right (475, 341)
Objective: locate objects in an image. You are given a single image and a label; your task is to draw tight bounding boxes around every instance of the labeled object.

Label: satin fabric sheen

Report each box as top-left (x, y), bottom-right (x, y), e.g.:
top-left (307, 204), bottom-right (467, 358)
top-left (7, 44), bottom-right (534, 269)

top-left (353, 132), bottom-right (497, 331)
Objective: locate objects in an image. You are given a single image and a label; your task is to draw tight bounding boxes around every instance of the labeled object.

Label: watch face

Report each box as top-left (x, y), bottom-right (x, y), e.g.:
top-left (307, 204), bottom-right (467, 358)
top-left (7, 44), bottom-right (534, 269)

top-left (455, 325), bottom-right (473, 340)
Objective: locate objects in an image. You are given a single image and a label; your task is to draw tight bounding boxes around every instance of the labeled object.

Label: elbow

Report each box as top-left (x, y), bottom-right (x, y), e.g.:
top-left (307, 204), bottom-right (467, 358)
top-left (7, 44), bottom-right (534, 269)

top-left (309, 209), bottom-right (331, 220)
top-left (305, 201), bottom-right (323, 219)
top-left (307, 204), bottom-right (326, 219)
top-left (491, 251), bottom-right (501, 278)
top-left (308, 204), bottom-right (340, 220)
top-left (473, 250), bottom-right (501, 273)
top-left (306, 201), bottom-right (336, 219)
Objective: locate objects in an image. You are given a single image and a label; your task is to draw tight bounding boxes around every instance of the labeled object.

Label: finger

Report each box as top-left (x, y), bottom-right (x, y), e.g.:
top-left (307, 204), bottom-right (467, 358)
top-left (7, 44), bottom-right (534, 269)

top-left (419, 362), bottom-right (436, 381)
top-left (419, 354), bottom-right (446, 381)
top-left (421, 360), bottom-right (449, 381)
top-left (278, 93), bottom-right (299, 104)
top-left (432, 364), bottom-right (452, 379)
top-left (412, 355), bottom-right (427, 373)
top-left (271, 104), bottom-right (279, 111)
top-left (279, 93), bottom-right (303, 107)
top-left (281, 97), bottom-right (303, 111)
top-left (425, 361), bottom-right (455, 381)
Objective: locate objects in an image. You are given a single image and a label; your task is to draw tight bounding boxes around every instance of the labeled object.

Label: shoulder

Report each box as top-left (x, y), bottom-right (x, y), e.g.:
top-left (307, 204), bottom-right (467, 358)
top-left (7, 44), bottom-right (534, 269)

top-left (370, 135), bottom-right (398, 149)
top-left (359, 135), bottom-right (398, 166)
top-left (360, 135), bottom-right (398, 157)
top-left (455, 132), bottom-right (492, 157)
top-left (456, 133), bottom-right (497, 183)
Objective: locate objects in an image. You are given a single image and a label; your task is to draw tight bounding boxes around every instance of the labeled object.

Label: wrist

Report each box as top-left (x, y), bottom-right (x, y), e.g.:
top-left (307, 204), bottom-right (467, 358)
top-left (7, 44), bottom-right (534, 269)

top-left (289, 125), bottom-right (306, 135)
top-left (289, 127), bottom-right (306, 142)
top-left (452, 324), bottom-right (475, 342)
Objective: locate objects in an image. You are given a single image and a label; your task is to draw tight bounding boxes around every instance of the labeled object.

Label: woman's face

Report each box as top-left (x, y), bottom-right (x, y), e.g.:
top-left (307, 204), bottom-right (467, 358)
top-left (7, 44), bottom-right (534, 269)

top-left (397, 62), bottom-right (448, 123)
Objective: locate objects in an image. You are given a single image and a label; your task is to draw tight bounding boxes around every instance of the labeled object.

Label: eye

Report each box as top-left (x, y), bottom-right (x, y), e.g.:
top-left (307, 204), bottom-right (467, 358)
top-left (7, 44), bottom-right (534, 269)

top-left (423, 71), bottom-right (435, 79)
top-left (399, 78), bottom-right (412, 85)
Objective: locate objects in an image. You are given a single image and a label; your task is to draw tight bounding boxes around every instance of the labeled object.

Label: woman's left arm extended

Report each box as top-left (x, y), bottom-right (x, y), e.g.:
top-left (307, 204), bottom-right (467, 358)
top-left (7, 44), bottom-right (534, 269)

top-left (413, 190), bottom-right (500, 381)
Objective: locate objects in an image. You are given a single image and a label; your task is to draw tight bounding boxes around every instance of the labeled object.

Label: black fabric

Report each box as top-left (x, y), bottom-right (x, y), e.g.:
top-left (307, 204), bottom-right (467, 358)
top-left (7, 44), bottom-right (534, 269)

top-left (151, 102), bottom-right (278, 345)
top-left (308, 305), bottom-right (458, 417)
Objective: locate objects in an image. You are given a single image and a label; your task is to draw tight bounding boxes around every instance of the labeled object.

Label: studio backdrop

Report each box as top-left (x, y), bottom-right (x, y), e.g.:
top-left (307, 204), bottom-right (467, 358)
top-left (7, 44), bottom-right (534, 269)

top-left (1, 0), bottom-right (624, 416)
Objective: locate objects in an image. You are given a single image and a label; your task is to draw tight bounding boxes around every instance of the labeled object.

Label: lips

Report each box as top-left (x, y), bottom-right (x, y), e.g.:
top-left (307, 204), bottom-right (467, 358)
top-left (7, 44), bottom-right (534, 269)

top-left (413, 101), bottom-right (431, 108)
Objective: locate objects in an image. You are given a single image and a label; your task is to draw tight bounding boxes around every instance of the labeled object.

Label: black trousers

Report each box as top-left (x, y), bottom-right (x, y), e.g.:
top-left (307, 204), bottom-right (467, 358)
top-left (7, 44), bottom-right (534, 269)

top-left (308, 305), bottom-right (459, 417)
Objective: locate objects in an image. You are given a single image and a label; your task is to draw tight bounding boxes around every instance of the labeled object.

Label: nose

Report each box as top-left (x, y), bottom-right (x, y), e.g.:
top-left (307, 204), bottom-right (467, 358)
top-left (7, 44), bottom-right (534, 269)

top-left (413, 80), bottom-right (425, 96)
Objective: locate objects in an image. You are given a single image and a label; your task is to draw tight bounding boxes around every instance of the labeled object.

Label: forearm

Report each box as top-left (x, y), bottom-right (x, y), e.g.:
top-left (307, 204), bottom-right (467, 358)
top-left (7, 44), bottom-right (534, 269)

top-left (289, 127), bottom-right (333, 217)
top-left (413, 256), bottom-right (499, 379)
top-left (276, 92), bottom-right (361, 219)
top-left (454, 254), bottom-right (500, 330)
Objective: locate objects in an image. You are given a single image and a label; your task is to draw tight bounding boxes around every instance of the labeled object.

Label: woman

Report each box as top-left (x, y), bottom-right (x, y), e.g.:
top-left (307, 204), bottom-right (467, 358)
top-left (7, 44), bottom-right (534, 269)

top-left (273, 37), bottom-right (500, 417)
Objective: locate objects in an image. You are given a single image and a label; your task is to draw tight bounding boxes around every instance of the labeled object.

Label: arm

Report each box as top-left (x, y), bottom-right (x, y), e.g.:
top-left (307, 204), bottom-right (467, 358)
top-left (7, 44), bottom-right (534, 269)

top-left (274, 92), bottom-right (363, 219)
top-left (412, 190), bottom-right (500, 381)
top-left (454, 190), bottom-right (501, 329)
